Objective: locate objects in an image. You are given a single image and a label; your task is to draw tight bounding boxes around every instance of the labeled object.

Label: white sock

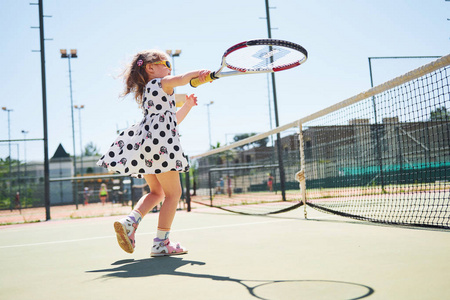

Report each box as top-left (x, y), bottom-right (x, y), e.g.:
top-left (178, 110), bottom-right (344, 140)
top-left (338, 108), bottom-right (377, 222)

top-left (156, 229), bottom-right (170, 240)
top-left (129, 210), bottom-right (142, 225)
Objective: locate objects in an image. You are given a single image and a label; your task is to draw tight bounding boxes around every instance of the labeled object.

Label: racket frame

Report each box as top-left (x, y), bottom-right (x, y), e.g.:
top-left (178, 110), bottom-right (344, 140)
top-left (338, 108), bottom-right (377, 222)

top-left (190, 39), bottom-right (308, 87)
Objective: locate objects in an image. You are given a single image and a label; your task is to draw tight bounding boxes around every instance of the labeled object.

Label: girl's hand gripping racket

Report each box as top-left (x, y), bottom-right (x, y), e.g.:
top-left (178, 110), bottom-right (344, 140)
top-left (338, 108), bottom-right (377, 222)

top-left (190, 39), bottom-right (308, 88)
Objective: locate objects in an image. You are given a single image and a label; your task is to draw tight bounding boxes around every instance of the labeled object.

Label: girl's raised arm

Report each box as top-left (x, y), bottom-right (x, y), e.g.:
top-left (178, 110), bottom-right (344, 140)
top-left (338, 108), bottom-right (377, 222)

top-left (161, 70), bottom-right (210, 94)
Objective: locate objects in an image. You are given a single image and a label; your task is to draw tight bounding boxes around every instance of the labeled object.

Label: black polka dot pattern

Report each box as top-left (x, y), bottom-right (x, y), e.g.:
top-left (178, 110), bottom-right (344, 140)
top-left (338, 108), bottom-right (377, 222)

top-left (97, 78), bottom-right (189, 176)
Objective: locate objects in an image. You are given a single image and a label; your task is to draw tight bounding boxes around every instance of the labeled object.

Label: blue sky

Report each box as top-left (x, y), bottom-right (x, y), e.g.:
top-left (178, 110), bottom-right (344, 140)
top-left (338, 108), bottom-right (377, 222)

top-left (1, 0), bottom-right (449, 162)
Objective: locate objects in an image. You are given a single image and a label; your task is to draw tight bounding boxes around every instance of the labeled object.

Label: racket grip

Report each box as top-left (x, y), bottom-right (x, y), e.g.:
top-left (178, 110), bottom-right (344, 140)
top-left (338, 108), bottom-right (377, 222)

top-left (190, 72), bottom-right (217, 88)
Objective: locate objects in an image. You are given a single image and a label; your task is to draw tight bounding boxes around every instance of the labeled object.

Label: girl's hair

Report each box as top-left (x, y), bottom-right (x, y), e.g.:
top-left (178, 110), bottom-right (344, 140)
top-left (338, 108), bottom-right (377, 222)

top-left (121, 50), bottom-right (168, 105)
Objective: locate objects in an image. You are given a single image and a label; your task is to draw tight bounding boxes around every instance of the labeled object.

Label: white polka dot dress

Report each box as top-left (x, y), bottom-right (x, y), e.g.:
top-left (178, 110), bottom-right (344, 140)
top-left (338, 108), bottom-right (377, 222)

top-left (97, 78), bottom-right (189, 177)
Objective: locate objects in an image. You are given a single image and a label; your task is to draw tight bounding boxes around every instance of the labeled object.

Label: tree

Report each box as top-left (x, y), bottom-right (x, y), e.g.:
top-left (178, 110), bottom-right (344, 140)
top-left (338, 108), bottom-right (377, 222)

top-left (211, 142), bottom-right (235, 166)
top-left (233, 133), bottom-right (269, 150)
top-left (430, 106), bottom-right (449, 121)
top-left (84, 142), bottom-right (100, 156)
top-left (233, 133), bottom-right (255, 143)
top-left (253, 137), bottom-right (269, 148)
top-left (234, 133), bottom-right (256, 150)
top-left (211, 142), bottom-right (222, 149)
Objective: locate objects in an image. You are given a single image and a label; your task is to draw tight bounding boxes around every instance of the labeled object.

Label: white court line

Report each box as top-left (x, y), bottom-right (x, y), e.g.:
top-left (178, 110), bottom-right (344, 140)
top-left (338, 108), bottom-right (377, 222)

top-left (0, 219), bottom-right (293, 249)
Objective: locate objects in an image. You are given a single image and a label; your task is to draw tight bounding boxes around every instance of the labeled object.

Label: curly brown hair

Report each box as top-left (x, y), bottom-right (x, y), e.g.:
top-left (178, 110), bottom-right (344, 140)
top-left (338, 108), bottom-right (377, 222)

top-left (121, 50), bottom-right (168, 105)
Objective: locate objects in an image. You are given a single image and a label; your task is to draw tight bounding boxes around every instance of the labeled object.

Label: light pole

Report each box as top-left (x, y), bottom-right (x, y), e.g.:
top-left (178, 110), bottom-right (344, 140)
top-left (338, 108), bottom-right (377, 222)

top-left (205, 101), bottom-right (214, 149)
top-left (165, 49), bottom-right (182, 76)
top-left (166, 50), bottom-right (185, 199)
top-left (2, 107), bottom-right (13, 210)
top-left (166, 49), bottom-right (182, 94)
top-left (60, 48), bottom-right (79, 208)
top-left (21, 129), bottom-right (28, 179)
top-left (264, 0), bottom-right (286, 201)
top-left (74, 105), bottom-right (84, 176)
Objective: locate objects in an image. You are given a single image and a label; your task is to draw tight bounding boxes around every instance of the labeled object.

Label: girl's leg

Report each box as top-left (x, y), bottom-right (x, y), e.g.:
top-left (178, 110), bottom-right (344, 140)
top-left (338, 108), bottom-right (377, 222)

top-left (153, 171), bottom-right (182, 231)
top-left (114, 175), bottom-right (165, 254)
top-left (136, 174), bottom-right (165, 217)
top-left (150, 171), bottom-right (187, 257)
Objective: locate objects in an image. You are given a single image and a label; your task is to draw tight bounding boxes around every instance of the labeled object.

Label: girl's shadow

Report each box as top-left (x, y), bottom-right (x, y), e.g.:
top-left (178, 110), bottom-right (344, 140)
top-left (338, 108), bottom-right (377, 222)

top-left (87, 258), bottom-right (374, 300)
top-left (87, 257), bottom-right (230, 281)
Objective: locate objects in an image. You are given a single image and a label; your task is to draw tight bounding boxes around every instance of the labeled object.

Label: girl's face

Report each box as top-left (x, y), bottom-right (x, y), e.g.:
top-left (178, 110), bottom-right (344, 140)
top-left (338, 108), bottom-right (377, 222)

top-left (155, 62), bottom-right (171, 77)
top-left (146, 58), bottom-right (172, 78)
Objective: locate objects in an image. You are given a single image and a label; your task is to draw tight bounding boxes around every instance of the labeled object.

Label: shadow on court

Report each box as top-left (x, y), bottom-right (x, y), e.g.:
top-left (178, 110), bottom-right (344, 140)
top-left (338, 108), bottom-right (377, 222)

top-left (87, 257), bottom-right (374, 300)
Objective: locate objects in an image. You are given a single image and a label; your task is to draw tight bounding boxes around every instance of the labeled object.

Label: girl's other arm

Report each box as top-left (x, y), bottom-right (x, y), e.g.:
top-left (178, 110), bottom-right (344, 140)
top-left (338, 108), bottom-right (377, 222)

top-left (176, 94), bottom-right (198, 125)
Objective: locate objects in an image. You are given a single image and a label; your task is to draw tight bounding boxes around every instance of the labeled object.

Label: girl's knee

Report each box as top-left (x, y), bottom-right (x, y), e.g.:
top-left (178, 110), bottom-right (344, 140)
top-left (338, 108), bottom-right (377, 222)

top-left (164, 189), bottom-right (182, 202)
top-left (148, 191), bottom-right (164, 199)
top-left (168, 192), bottom-right (182, 201)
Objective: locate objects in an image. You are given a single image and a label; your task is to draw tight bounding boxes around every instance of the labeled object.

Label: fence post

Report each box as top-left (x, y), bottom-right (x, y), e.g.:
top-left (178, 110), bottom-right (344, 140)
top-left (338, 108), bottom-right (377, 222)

top-left (185, 169), bottom-right (191, 212)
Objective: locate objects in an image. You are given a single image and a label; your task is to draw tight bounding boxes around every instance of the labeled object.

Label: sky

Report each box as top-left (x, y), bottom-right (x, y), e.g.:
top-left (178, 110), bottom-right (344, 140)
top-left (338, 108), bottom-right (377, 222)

top-left (1, 0), bottom-right (449, 163)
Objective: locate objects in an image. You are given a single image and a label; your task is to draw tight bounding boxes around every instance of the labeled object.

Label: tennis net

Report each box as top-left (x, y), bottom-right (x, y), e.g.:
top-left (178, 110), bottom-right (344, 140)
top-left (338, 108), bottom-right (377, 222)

top-left (191, 54), bottom-right (450, 228)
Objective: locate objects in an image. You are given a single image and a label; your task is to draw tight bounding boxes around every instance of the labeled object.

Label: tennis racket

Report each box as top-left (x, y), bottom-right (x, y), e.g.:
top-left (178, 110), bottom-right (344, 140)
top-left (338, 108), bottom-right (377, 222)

top-left (190, 38), bottom-right (308, 88)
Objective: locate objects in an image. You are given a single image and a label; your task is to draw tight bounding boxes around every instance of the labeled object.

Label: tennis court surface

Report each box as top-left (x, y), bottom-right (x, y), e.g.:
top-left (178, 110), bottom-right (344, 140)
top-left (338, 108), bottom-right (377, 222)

top-left (1, 206), bottom-right (449, 300)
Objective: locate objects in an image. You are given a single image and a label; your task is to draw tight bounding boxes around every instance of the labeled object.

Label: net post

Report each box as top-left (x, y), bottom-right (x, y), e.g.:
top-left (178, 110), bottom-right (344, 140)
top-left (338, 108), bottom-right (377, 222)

top-left (297, 121), bottom-right (307, 219)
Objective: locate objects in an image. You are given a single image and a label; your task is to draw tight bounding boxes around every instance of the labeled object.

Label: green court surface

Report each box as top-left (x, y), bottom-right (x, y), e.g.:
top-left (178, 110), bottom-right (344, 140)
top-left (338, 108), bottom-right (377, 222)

top-left (0, 207), bottom-right (449, 300)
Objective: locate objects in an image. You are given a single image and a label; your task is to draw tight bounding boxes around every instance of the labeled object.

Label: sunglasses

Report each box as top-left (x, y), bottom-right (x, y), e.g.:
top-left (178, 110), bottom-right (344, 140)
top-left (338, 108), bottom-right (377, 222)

top-left (153, 60), bottom-right (172, 69)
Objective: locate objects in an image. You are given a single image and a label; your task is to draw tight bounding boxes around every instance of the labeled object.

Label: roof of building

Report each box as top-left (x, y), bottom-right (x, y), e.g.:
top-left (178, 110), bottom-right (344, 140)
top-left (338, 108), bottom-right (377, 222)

top-left (51, 144), bottom-right (71, 160)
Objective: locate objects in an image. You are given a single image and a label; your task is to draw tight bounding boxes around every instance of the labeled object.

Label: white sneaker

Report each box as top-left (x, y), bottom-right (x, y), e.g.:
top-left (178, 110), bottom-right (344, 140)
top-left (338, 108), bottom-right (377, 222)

top-left (113, 217), bottom-right (138, 254)
top-left (151, 238), bottom-right (188, 257)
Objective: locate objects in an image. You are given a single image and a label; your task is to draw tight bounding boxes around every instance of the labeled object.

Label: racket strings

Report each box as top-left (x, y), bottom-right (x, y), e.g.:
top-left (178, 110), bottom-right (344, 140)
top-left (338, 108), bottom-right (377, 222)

top-left (225, 45), bottom-right (304, 72)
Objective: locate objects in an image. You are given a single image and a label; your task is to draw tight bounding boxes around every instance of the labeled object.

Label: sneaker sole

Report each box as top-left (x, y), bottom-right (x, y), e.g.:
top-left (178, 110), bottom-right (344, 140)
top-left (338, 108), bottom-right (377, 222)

top-left (114, 221), bottom-right (134, 254)
top-left (150, 250), bottom-right (188, 257)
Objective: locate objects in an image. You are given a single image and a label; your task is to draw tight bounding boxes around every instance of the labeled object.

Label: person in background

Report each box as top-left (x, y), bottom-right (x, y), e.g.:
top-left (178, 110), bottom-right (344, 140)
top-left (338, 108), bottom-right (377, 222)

top-left (83, 187), bottom-right (90, 206)
top-left (99, 183), bottom-right (109, 205)
top-left (14, 191), bottom-right (22, 213)
top-left (267, 173), bottom-right (274, 192)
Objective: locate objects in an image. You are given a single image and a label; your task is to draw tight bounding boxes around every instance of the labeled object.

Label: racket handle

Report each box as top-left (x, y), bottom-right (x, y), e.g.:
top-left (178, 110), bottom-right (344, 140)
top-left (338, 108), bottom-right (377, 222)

top-left (190, 72), bottom-right (217, 88)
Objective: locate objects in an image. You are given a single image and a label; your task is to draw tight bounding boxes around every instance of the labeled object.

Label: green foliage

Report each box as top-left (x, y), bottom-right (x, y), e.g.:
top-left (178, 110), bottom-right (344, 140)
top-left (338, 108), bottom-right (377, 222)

top-left (0, 158), bottom-right (44, 210)
top-left (84, 142), bottom-right (100, 156)
top-left (430, 106), bottom-right (449, 121)
top-left (233, 133), bottom-right (269, 150)
top-left (211, 142), bottom-right (222, 149)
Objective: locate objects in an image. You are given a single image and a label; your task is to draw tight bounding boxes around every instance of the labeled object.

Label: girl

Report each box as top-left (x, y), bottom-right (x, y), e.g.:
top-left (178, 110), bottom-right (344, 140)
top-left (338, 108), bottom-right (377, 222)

top-left (97, 50), bottom-right (210, 256)
top-left (267, 173), bottom-right (274, 192)
top-left (99, 183), bottom-right (108, 205)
